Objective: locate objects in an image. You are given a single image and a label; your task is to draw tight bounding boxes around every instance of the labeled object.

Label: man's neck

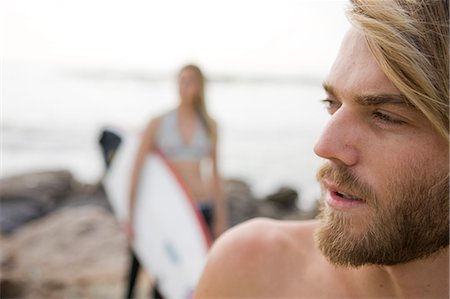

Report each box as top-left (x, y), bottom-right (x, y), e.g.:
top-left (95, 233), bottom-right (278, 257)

top-left (368, 247), bottom-right (449, 298)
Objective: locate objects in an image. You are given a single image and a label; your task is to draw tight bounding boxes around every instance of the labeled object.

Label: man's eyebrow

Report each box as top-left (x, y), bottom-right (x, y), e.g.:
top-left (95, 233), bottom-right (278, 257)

top-left (322, 81), bottom-right (412, 107)
top-left (355, 94), bottom-right (411, 106)
top-left (322, 81), bottom-right (336, 97)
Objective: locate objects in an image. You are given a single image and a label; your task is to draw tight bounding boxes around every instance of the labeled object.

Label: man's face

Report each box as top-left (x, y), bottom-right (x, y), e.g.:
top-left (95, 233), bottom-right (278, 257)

top-left (314, 29), bottom-right (449, 267)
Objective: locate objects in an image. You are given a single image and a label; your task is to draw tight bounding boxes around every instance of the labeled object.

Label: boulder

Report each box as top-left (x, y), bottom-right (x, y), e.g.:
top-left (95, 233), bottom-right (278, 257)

top-left (0, 206), bottom-right (128, 299)
top-left (0, 170), bottom-right (76, 201)
top-left (0, 171), bottom-right (319, 299)
top-left (224, 179), bottom-right (258, 227)
top-left (0, 170), bottom-right (107, 234)
top-left (225, 180), bottom-right (315, 225)
top-left (264, 186), bottom-right (299, 210)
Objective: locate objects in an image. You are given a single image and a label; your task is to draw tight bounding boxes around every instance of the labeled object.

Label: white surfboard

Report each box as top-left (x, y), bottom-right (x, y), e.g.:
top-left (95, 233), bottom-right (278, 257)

top-left (103, 128), bottom-right (211, 299)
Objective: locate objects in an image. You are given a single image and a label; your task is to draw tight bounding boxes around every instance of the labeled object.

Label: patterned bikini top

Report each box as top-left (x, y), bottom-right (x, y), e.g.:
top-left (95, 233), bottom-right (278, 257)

top-left (155, 109), bottom-right (212, 161)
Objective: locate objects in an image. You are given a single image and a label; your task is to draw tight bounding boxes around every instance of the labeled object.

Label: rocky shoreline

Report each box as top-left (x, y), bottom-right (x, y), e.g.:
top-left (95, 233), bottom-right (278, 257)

top-left (0, 170), bottom-right (319, 299)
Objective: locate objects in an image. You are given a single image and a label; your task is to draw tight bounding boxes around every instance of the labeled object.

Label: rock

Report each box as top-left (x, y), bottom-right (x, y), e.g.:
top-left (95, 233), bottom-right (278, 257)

top-left (264, 186), bottom-right (299, 210)
top-left (0, 170), bottom-right (314, 234)
top-left (0, 196), bottom-right (55, 235)
top-left (0, 277), bottom-right (27, 299)
top-left (55, 184), bottom-right (112, 212)
top-left (257, 186), bottom-right (316, 221)
top-left (225, 180), bottom-right (315, 225)
top-left (0, 171), bottom-right (319, 299)
top-left (0, 170), bottom-right (76, 234)
top-left (224, 179), bottom-right (258, 227)
top-left (0, 170), bottom-right (76, 201)
top-left (0, 170), bottom-right (109, 234)
top-left (0, 206), bottom-right (128, 299)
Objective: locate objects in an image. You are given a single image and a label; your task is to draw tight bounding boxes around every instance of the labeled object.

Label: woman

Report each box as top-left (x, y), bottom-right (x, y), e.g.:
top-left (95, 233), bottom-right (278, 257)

top-left (124, 64), bottom-right (227, 298)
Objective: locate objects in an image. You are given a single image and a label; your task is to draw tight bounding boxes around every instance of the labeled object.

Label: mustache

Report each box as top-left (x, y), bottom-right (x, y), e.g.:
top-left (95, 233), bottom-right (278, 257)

top-left (316, 163), bottom-right (377, 205)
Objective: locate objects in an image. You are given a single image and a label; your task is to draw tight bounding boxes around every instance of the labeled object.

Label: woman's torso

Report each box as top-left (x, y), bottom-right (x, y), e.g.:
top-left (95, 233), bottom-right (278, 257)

top-left (154, 109), bottom-right (212, 202)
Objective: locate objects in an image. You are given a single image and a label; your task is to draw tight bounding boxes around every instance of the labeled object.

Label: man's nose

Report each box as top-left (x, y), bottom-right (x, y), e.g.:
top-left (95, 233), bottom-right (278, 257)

top-left (314, 107), bottom-right (360, 166)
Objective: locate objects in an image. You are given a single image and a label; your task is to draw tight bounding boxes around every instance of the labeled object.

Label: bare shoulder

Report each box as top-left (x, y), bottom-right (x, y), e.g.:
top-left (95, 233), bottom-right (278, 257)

top-left (194, 218), bottom-right (321, 298)
top-left (146, 114), bottom-right (164, 131)
top-left (142, 113), bottom-right (168, 138)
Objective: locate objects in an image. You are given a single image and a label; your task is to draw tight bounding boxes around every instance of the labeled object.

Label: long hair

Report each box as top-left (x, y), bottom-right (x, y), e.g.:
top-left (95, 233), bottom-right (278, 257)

top-left (179, 64), bottom-right (216, 141)
top-left (347, 0), bottom-right (449, 141)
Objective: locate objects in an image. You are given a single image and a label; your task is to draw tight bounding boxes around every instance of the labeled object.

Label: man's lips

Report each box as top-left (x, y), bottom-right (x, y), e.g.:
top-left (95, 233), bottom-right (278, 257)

top-left (322, 179), bottom-right (367, 210)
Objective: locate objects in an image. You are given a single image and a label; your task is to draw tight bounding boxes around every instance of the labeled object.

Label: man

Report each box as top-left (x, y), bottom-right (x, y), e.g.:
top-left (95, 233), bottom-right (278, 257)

top-left (194, 0), bottom-right (449, 298)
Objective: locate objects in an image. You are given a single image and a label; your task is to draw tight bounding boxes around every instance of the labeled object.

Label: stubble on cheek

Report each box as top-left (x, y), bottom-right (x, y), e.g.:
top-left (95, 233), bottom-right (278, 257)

top-left (314, 155), bottom-right (449, 267)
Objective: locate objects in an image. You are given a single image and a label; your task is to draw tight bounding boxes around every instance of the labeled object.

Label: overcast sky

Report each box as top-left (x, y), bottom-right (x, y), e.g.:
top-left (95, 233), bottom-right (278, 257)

top-left (1, 0), bottom-right (349, 76)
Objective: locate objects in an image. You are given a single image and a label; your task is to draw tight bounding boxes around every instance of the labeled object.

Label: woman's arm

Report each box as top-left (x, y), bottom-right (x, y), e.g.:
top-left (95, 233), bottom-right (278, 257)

top-left (210, 122), bottom-right (227, 238)
top-left (125, 118), bottom-right (159, 240)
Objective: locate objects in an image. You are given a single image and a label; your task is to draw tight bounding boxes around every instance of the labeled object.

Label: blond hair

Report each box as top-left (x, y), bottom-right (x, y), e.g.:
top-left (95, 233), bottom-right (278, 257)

top-left (347, 0), bottom-right (449, 140)
top-left (179, 64), bottom-right (216, 141)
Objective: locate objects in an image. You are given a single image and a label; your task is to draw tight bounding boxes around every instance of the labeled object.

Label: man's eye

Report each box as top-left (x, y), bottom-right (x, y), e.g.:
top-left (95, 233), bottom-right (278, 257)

top-left (321, 99), bottom-right (340, 113)
top-left (373, 111), bottom-right (405, 125)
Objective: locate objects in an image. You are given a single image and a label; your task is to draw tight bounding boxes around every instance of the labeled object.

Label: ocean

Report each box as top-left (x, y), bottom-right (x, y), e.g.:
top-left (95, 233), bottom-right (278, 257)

top-left (2, 63), bottom-right (329, 210)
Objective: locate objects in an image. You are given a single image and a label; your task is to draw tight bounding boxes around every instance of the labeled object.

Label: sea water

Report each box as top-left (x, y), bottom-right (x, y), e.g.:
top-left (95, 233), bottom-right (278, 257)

top-left (2, 63), bottom-right (329, 210)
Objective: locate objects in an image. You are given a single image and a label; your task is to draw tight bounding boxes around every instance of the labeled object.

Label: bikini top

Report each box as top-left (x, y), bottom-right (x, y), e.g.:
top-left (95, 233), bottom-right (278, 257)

top-left (155, 109), bottom-right (212, 161)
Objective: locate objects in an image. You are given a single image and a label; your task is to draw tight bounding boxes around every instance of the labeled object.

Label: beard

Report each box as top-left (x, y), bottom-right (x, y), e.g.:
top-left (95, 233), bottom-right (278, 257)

top-left (314, 162), bottom-right (449, 267)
